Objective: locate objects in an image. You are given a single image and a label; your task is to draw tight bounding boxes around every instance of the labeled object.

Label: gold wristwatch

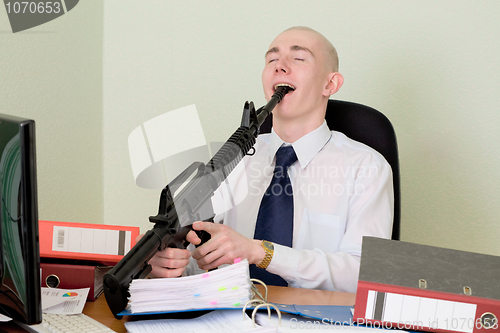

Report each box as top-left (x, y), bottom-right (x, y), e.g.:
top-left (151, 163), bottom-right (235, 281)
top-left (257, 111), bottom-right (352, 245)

top-left (257, 240), bottom-right (274, 269)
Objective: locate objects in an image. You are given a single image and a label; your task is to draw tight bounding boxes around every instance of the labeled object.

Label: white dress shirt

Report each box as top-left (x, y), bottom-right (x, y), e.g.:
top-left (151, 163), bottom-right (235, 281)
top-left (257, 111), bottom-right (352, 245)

top-left (190, 121), bottom-right (394, 293)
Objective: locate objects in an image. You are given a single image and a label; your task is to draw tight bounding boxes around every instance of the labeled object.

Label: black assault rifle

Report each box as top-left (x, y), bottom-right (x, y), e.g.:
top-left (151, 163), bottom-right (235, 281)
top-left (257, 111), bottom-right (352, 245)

top-left (103, 86), bottom-right (292, 317)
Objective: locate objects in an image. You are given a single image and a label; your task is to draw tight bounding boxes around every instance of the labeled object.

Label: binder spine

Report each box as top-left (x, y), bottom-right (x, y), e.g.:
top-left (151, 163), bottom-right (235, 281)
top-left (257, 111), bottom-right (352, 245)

top-left (355, 280), bottom-right (500, 333)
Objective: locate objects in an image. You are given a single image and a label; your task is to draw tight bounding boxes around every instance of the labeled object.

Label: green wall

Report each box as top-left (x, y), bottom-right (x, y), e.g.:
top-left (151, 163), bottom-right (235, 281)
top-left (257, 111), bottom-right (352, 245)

top-left (2, 1), bottom-right (499, 257)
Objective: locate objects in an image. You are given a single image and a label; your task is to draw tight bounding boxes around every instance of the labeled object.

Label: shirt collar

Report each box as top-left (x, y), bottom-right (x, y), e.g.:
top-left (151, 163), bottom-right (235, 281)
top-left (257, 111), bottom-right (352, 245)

top-left (268, 120), bottom-right (331, 169)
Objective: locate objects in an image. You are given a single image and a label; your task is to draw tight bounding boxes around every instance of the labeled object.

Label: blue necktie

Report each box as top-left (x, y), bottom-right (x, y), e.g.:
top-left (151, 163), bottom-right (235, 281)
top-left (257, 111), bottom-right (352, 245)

top-left (251, 145), bottom-right (297, 286)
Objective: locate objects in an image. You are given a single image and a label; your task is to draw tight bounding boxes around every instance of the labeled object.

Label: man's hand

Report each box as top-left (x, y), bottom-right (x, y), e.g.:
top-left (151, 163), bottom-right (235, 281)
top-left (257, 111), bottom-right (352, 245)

top-left (135, 234), bottom-right (192, 278)
top-left (189, 221), bottom-right (265, 270)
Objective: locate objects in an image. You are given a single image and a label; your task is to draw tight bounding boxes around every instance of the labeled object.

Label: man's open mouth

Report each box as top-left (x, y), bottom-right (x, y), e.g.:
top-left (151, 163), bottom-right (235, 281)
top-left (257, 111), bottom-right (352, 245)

top-left (274, 83), bottom-right (296, 92)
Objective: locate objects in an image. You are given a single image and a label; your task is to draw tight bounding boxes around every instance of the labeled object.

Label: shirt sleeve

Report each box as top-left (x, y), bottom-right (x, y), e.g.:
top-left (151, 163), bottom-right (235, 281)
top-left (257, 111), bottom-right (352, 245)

top-left (266, 157), bottom-right (394, 293)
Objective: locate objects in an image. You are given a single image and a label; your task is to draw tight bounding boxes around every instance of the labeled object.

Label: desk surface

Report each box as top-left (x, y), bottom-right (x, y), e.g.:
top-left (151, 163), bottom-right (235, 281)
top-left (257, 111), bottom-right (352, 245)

top-left (3, 286), bottom-right (355, 333)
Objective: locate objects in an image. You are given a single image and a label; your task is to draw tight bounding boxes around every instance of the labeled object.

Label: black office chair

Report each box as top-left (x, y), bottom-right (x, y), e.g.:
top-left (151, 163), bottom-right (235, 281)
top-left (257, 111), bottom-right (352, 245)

top-left (259, 99), bottom-right (401, 240)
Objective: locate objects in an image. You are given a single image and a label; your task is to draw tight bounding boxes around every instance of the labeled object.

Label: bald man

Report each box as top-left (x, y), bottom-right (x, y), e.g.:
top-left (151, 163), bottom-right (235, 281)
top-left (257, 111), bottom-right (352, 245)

top-left (146, 27), bottom-right (393, 293)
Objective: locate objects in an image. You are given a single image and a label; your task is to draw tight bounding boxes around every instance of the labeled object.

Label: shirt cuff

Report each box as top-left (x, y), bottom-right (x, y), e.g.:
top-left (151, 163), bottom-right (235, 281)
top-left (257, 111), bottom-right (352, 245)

top-left (266, 243), bottom-right (300, 282)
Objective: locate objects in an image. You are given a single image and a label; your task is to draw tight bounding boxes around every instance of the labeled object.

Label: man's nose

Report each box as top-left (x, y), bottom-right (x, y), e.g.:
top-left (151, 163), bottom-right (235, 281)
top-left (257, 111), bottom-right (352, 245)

top-left (275, 60), bottom-right (289, 74)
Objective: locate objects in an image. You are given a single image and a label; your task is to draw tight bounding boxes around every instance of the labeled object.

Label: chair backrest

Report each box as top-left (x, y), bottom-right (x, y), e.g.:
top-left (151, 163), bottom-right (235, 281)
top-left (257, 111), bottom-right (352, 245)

top-left (259, 99), bottom-right (401, 240)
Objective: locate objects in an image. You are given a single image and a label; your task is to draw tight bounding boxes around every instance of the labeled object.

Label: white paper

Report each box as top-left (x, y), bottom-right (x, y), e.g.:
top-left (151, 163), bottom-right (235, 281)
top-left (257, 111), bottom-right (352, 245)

top-left (41, 287), bottom-right (89, 315)
top-left (0, 313), bottom-right (12, 322)
top-left (128, 259), bottom-right (251, 313)
top-left (125, 310), bottom-right (276, 333)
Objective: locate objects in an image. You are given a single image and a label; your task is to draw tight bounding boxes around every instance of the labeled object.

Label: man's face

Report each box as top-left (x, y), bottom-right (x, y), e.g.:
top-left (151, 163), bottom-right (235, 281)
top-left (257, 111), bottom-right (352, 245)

top-left (262, 29), bottom-right (332, 122)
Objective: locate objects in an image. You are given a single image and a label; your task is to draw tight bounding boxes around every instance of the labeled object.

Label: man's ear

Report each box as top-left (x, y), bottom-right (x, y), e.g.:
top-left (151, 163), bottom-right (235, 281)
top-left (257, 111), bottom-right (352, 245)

top-left (322, 72), bottom-right (344, 97)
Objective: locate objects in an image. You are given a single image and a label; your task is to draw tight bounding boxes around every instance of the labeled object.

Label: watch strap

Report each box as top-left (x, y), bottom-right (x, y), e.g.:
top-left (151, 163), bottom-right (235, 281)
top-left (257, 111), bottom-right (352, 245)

top-left (257, 240), bottom-right (274, 269)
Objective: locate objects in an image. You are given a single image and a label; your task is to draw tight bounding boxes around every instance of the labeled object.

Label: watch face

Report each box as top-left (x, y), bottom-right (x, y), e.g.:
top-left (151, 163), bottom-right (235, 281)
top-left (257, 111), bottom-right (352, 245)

top-left (263, 241), bottom-right (274, 251)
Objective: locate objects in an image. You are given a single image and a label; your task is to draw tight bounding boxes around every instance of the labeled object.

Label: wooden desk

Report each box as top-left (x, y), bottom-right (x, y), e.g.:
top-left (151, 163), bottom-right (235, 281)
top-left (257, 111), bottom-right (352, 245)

top-left (3, 286), bottom-right (355, 332)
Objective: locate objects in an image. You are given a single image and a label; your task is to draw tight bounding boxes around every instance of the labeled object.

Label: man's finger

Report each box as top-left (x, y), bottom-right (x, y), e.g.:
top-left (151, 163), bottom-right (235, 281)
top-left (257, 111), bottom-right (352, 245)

top-left (156, 247), bottom-right (191, 260)
top-left (186, 230), bottom-right (201, 245)
top-left (150, 265), bottom-right (185, 278)
top-left (192, 221), bottom-right (220, 234)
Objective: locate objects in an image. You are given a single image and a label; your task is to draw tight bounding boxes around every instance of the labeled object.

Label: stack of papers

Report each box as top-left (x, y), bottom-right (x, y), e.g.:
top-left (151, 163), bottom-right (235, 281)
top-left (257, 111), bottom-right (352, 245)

top-left (127, 259), bottom-right (252, 314)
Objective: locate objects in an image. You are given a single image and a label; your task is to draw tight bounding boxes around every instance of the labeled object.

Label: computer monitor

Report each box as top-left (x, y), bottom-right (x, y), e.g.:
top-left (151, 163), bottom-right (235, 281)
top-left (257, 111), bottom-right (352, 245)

top-left (0, 113), bottom-right (42, 324)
